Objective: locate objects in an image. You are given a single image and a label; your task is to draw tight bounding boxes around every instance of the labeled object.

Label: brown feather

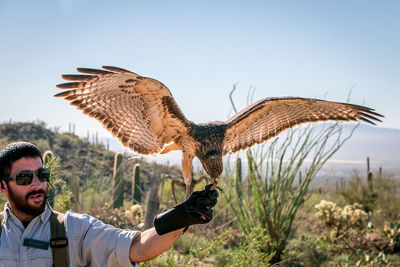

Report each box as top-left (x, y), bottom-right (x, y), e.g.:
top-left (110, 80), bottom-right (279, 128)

top-left (64, 95), bottom-right (78, 101)
top-left (54, 90), bottom-right (75, 97)
top-left (102, 66), bottom-right (134, 74)
top-left (56, 82), bottom-right (83, 89)
top-left (77, 68), bottom-right (114, 75)
top-left (61, 74), bottom-right (97, 81)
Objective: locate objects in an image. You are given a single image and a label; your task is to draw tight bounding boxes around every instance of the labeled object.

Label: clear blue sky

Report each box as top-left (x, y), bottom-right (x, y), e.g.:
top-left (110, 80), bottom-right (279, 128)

top-left (1, 0), bottom-right (399, 140)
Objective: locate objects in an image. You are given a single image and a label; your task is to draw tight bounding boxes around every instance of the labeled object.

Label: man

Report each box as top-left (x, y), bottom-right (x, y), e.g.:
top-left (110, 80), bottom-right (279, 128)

top-left (0, 141), bottom-right (218, 266)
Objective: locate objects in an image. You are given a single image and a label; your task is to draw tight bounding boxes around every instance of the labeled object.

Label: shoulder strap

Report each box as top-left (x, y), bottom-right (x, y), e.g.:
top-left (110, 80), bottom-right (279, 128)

top-left (0, 210), bottom-right (68, 266)
top-left (0, 211), bottom-right (3, 238)
top-left (50, 211), bottom-right (68, 267)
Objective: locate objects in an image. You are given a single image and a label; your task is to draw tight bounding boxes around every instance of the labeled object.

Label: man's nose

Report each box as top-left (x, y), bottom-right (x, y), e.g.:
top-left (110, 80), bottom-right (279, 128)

top-left (30, 174), bottom-right (42, 187)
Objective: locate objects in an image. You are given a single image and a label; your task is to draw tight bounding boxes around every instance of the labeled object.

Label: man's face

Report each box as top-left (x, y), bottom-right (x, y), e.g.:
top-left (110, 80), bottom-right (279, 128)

top-left (4, 157), bottom-right (48, 217)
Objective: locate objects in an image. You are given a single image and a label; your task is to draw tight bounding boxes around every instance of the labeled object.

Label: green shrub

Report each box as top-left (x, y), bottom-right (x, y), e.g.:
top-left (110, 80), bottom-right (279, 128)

top-left (45, 155), bottom-right (72, 212)
top-left (314, 200), bottom-right (400, 265)
top-left (340, 172), bottom-right (400, 218)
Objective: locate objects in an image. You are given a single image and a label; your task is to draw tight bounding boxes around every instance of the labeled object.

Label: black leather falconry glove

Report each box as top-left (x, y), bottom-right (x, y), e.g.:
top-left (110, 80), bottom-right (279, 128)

top-left (154, 184), bottom-right (219, 235)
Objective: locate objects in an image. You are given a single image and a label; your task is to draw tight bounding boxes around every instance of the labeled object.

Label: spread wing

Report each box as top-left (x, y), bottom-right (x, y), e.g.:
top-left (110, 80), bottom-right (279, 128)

top-left (55, 66), bottom-right (191, 155)
top-left (223, 97), bottom-right (383, 153)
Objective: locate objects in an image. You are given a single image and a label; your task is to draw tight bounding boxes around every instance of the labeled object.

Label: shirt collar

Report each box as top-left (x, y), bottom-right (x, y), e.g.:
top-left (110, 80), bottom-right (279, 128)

top-left (3, 201), bottom-right (53, 224)
top-left (40, 202), bottom-right (53, 223)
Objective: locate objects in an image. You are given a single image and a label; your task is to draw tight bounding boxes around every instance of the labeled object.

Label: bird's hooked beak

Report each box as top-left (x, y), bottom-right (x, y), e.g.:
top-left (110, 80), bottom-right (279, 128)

top-left (199, 153), bottom-right (224, 178)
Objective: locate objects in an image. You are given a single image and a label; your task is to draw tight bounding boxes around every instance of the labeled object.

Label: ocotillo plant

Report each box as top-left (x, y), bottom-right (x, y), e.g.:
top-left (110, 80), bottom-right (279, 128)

top-left (132, 163), bottom-right (142, 204)
top-left (112, 153), bottom-right (124, 209)
top-left (235, 157), bottom-right (243, 198)
top-left (298, 171), bottom-right (302, 185)
top-left (42, 150), bottom-right (55, 207)
top-left (224, 122), bottom-right (355, 264)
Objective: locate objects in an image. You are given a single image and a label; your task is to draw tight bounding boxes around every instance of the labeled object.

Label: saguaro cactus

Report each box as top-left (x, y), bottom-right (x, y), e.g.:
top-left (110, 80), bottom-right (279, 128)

top-left (144, 162), bottom-right (161, 230)
top-left (132, 163), bottom-right (142, 204)
top-left (112, 153), bottom-right (124, 209)
top-left (72, 176), bottom-right (80, 211)
top-left (367, 157), bottom-right (373, 189)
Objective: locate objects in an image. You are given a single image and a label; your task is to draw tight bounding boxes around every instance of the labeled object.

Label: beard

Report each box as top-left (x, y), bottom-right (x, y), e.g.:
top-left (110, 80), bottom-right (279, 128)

top-left (7, 185), bottom-right (48, 217)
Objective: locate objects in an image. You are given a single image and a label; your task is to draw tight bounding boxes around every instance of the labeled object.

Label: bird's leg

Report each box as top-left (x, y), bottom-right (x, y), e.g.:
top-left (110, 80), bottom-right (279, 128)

top-left (182, 154), bottom-right (194, 202)
top-left (183, 182), bottom-right (191, 202)
top-left (210, 177), bottom-right (223, 193)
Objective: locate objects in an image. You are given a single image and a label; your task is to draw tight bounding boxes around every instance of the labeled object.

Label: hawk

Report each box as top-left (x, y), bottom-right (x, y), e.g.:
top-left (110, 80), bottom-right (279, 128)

top-left (55, 66), bottom-right (383, 199)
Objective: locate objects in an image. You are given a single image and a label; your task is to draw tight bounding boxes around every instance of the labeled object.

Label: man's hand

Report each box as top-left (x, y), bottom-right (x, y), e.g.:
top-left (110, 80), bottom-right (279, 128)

top-left (154, 184), bottom-right (219, 235)
top-left (130, 185), bottom-right (218, 262)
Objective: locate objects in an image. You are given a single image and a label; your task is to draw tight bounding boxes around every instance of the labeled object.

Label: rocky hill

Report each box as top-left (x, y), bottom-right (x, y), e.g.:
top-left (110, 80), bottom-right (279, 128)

top-left (0, 122), bottom-right (185, 206)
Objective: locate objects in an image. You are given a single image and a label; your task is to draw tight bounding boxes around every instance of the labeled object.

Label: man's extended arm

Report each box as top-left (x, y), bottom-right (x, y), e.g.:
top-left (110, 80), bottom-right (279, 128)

top-left (128, 184), bottom-right (219, 263)
top-left (129, 227), bottom-right (182, 262)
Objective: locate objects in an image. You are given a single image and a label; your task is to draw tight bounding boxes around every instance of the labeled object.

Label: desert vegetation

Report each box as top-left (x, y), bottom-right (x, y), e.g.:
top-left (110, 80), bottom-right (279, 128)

top-left (0, 121), bottom-right (399, 266)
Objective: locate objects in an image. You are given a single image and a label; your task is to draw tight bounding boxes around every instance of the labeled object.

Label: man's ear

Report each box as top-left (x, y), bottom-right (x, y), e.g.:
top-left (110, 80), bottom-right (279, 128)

top-left (0, 179), bottom-right (8, 194)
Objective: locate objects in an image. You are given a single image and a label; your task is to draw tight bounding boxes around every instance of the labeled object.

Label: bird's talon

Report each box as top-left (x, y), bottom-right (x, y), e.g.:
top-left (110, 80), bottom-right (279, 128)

top-left (210, 184), bottom-right (223, 193)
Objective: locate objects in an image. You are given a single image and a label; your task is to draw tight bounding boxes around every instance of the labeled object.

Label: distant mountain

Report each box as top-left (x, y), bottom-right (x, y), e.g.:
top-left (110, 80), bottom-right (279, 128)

top-left (330, 124), bottom-right (400, 168)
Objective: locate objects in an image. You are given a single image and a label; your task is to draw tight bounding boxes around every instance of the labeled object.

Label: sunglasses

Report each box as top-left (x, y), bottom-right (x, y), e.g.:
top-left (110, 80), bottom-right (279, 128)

top-left (4, 167), bottom-right (50, 186)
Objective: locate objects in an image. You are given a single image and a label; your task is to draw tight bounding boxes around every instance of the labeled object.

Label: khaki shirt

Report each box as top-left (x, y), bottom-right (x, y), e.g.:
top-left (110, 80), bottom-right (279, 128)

top-left (0, 203), bottom-right (140, 267)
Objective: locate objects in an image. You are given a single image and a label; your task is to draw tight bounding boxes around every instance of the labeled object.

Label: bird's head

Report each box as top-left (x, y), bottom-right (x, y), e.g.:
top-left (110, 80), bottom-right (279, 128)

top-left (197, 149), bottom-right (224, 180)
top-left (191, 122), bottom-right (227, 182)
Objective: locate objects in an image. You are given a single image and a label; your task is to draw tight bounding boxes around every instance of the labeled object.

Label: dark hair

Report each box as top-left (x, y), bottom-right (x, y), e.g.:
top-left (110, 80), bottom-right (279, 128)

top-left (0, 142), bottom-right (43, 179)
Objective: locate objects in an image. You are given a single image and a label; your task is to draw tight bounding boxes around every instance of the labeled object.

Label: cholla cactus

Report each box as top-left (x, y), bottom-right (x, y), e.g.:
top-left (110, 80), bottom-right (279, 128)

top-left (124, 204), bottom-right (144, 227)
top-left (316, 200), bottom-right (369, 231)
top-left (341, 203), bottom-right (368, 229)
top-left (315, 200), bottom-right (342, 228)
top-left (383, 218), bottom-right (400, 250)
